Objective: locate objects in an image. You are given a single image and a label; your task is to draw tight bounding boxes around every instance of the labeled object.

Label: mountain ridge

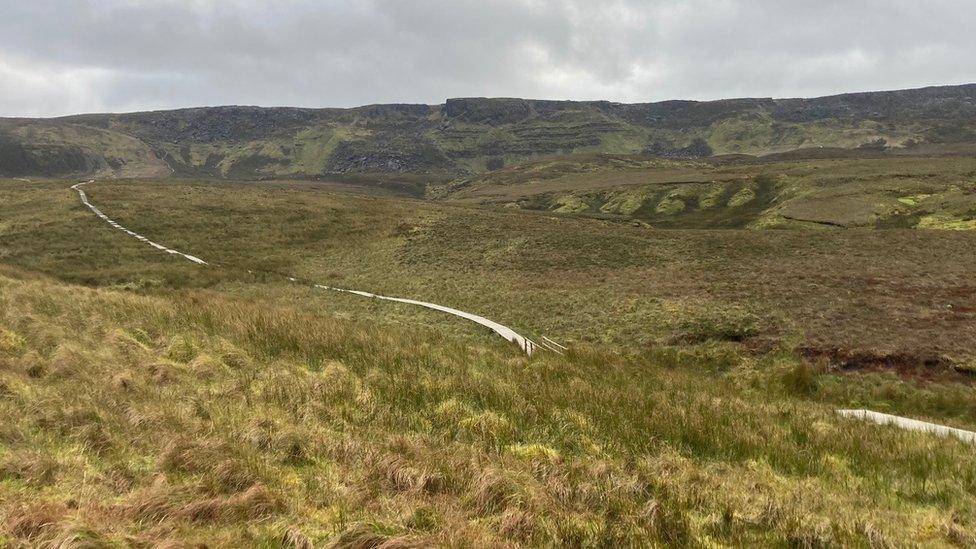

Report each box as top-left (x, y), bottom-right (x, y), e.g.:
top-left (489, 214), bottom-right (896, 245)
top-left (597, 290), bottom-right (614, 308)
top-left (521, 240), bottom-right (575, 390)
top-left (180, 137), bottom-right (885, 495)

top-left (2, 83), bottom-right (975, 179)
top-left (15, 81), bottom-right (974, 120)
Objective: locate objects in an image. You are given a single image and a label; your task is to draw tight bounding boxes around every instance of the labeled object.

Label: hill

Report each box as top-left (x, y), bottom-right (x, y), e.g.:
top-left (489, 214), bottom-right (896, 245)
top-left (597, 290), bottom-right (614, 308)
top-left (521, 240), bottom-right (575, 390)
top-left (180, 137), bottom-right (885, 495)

top-left (2, 84), bottom-right (976, 180)
top-left (439, 153), bottom-right (976, 229)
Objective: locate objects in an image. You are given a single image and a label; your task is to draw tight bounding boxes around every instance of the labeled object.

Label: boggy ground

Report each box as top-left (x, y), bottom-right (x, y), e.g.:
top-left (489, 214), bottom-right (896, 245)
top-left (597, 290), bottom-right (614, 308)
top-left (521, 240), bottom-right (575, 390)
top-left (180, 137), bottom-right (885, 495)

top-left (1, 270), bottom-right (976, 546)
top-left (2, 177), bottom-right (974, 369)
top-left (3, 174), bottom-right (976, 545)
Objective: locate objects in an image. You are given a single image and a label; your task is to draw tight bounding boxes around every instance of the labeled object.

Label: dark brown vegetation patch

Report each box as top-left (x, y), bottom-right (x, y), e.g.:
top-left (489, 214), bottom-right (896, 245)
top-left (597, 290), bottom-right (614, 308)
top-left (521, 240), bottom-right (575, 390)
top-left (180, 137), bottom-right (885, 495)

top-left (799, 346), bottom-right (974, 383)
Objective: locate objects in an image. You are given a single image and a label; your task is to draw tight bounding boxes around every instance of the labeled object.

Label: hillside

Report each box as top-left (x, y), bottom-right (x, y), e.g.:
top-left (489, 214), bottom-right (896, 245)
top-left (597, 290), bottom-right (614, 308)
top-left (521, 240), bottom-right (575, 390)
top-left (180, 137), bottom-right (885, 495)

top-left (4, 176), bottom-right (975, 365)
top-left (2, 84), bottom-right (975, 180)
top-left (440, 153), bottom-right (976, 229)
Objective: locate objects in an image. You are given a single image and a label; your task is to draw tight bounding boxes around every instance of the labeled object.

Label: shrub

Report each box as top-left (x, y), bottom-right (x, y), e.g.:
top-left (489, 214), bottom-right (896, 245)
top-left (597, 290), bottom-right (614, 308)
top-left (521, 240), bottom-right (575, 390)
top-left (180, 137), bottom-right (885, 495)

top-left (782, 362), bottom-right (820, 396)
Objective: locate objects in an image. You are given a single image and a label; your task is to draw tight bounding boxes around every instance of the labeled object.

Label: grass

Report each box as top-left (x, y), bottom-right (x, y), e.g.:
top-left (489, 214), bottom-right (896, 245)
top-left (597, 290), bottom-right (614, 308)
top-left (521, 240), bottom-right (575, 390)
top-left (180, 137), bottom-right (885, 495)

top-left (445, 153), bottom-right (976, 230)
top-left (2, 176), bottom-right (975, 364)
top-left (0, 121), bottom-right (171, 179)
top-left (2, 169), bottom-right (976, 545)
top-left (2, 271), bottom-right (976, 545)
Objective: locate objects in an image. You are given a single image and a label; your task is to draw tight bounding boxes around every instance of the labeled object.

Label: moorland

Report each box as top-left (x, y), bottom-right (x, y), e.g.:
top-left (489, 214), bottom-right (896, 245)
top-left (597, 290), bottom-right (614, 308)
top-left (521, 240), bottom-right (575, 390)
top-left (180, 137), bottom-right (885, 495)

top-left (1, 84), bottom-right (976, 546)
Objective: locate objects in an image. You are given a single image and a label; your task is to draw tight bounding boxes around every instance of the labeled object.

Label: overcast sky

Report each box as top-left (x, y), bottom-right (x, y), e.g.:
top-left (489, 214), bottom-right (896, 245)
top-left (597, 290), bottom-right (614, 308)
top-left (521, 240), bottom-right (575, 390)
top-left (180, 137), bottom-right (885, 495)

top-left (1, 0), bottom-right (974, 117)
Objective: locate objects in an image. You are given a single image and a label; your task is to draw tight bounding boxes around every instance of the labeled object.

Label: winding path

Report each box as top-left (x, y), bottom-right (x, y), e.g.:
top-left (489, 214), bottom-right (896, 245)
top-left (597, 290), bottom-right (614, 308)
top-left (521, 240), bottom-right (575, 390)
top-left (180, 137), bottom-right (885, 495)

top-left (72, 181), bottom-right (208, 265)
top-left (71, 180), bottom-right (976, 443)
top-left (71, 180), bottom-right (538, 355)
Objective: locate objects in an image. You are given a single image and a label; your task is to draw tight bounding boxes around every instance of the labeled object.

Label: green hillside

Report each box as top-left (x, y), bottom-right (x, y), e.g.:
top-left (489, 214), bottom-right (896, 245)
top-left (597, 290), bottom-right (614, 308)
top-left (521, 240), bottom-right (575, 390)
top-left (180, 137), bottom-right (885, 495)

top-left (2, 175), bottom-right (976, 543)
top-left (4, 176), bottom-right (976, 363)
top-left (2, 84), bottom-right (976, 180)
top-left (442, 153), bottom-right (976, 230)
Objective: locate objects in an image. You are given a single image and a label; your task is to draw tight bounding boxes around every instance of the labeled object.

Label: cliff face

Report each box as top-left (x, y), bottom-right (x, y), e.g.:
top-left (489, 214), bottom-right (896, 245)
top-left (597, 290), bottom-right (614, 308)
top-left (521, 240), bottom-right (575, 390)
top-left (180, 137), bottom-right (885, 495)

top-left (2, 84), bottom-right (975, 179)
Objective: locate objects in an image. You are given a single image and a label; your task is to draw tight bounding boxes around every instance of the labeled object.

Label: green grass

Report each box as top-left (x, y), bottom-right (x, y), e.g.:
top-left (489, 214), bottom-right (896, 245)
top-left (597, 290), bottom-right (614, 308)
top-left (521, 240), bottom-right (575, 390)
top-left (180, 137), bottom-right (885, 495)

top-left (2, 173), bottom-right (976, 545)
top-left (2, 271), bottom-right (976, 545)
top-left (0, 122), bottom-right (171, 179)
top-left (446, 153), bottom-right (976, 230)
top-left (2, 177), bottom-right (975, 363)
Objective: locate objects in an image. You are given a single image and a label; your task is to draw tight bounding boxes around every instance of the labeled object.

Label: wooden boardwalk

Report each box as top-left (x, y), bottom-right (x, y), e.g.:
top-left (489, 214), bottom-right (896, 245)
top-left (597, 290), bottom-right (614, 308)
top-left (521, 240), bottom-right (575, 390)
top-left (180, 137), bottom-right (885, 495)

top-left (72, 180), bottom-right (538, 355)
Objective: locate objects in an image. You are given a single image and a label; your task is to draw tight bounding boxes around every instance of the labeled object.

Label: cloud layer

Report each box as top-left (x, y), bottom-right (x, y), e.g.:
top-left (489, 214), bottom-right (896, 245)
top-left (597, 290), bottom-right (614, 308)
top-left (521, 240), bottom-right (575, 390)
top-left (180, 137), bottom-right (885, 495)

top-left (1, 0), bottom-right (974, 117)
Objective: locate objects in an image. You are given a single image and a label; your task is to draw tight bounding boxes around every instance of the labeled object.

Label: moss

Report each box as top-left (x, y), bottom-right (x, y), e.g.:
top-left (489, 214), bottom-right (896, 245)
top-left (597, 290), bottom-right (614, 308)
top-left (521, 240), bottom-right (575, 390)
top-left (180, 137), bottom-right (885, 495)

top-left (897, 194), bottom-right (932, 207)
top-left (727, 187), bottom-right (757, 208)
top-left (655, 192), bottom-right (687, 215)
top-left (917, 215), bottom-right (976, 230)
top-left (600, 190), bottom-right (648, 215)
top-left (552, 194), bottom-right (590, 214)
top-left (292, 126), bottom-right (335, 173)
top-left (698, 184), bottom-right (726, 209)
top-left (705, 112), bottom-right (778, 154)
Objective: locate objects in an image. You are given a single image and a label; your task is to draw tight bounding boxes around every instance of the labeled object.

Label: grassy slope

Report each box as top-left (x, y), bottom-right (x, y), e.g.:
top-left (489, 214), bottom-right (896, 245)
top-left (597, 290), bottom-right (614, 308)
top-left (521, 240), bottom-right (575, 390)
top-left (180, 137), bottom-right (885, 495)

top-left (3, 268), bottom-right (976, 546)
top-left (3, 176), bottom-right (976, 544)
top-left (0, 121), bottom-right (171, 179)
top-left (444, 154), bottom-right (976, 230)
top-left (2, 178), bottom-right (975, 365)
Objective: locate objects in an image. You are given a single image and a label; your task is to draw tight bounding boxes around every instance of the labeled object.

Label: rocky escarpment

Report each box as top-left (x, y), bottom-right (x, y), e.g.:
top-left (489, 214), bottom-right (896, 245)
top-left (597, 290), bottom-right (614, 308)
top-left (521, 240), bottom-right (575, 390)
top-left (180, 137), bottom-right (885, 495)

top-left (0, 132), bottom-right (98, 177)
top-left (2, 84), bottom-right (975, 179)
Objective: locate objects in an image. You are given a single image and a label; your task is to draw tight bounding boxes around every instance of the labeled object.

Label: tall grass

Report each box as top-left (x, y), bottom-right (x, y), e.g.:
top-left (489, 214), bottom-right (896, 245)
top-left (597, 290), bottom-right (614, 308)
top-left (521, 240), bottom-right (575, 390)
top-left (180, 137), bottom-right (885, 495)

top-left (1, 274), bottom-right (975, 546)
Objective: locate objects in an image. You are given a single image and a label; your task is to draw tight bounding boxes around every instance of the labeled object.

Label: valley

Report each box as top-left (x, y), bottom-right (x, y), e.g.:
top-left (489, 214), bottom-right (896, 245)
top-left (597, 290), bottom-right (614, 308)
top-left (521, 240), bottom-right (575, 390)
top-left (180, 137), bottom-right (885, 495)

top-left (1, 87), bottom-right (976, 546)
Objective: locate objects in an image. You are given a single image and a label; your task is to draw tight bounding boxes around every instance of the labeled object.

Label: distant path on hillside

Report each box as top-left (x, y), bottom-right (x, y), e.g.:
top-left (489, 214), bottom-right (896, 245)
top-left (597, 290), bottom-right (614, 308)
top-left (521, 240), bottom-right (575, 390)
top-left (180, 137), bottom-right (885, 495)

top-left (72, 181), bottom-right (209, 265)
top-left (71, 180), bottom-right (539, 355)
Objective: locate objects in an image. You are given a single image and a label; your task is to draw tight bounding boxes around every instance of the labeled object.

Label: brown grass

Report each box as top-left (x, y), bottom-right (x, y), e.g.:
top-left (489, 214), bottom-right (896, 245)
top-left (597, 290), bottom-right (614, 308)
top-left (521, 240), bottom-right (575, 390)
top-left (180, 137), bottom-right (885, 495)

top-left (0, 273), bottom-right (974, 545)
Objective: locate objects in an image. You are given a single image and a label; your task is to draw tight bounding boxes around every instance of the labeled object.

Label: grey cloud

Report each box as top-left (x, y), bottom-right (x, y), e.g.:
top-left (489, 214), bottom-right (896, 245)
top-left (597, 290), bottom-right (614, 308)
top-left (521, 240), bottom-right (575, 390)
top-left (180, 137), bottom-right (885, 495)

top-left (0, 0), bottom-right (973, 116)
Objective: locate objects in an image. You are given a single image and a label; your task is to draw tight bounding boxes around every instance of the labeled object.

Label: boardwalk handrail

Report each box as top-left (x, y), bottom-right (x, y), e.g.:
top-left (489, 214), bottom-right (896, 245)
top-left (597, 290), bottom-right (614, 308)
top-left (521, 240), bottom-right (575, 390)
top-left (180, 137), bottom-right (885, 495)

top-left (312, 284), bottom-right (538, 354)
top-left (542, 336), bottom-right (568, 351)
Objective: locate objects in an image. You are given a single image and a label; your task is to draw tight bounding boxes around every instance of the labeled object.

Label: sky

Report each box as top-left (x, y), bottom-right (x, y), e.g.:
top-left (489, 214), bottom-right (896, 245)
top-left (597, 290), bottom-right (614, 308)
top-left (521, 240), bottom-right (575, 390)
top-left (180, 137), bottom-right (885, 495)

top-left (1, 0), bottom-right (974, 117)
